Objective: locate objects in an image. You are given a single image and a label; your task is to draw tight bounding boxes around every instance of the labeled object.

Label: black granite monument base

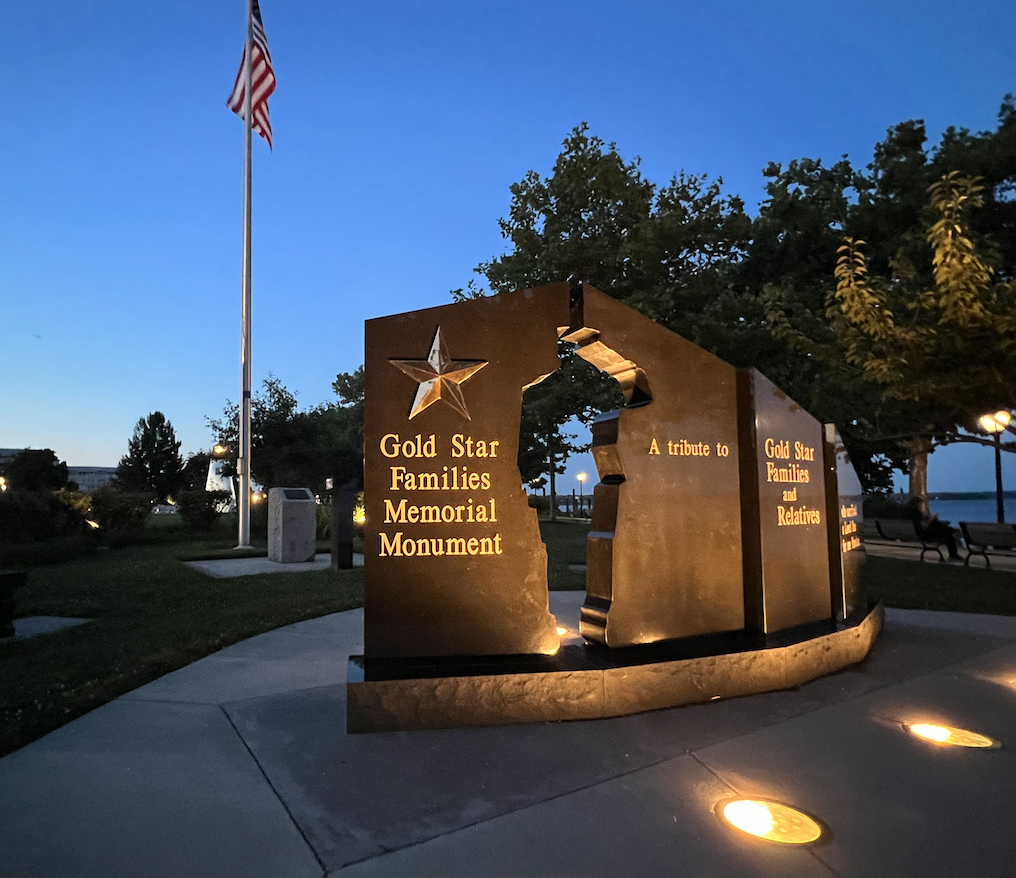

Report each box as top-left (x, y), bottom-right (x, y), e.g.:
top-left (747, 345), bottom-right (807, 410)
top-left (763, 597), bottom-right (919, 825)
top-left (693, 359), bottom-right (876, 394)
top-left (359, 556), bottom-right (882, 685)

top-left (346, 602), bottom-right (883, 733)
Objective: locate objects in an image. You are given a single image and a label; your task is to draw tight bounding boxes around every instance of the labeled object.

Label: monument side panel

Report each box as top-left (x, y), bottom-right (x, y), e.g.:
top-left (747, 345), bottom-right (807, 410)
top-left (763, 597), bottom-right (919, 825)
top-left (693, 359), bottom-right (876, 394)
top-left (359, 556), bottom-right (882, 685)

top-left (363, 285), bottom-right (570, 657)
top-left (747, 370), bottom-right (833, 634)
top-left (568, 286), bottom-right (744, 646)
top-left (823, 424), bottom-right (865, 621)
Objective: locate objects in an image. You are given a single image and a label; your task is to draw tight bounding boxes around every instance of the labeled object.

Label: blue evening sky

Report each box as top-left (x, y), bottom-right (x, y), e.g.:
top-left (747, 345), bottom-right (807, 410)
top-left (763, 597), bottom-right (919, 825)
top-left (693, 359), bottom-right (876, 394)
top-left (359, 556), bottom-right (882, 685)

top-left (2, 0), bottom-right (1013, 492)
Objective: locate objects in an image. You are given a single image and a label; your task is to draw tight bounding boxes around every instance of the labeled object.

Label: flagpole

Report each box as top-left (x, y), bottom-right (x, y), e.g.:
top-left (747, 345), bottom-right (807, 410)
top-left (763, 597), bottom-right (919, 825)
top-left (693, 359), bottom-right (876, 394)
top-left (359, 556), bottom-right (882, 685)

top-left (237, 0), bottom-right (254, 549)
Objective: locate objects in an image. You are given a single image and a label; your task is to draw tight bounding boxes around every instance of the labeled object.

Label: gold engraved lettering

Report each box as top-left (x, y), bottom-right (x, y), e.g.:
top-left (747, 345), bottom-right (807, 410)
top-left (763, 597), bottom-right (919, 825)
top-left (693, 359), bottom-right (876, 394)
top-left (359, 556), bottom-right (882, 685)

top-left (379, 532), bottom-right (504, 558)
top-left (389, 465), bottom-right (490, 491)
top-left (668, 439), bottom-right (710, 456)
top-left (380, 433), bottom-right (437, 459)
top-left (765, 438), bottom-right (790, 459)
top-left (794, 441), bottom-right (815, 461)
top-left (649, 438), bottom-right (661, 455)
top-left (777, 505), bottom-right (822, 526)
top-left (765, 461), bottom-right (810, 483)
top-left (451, 433), bottom-right (501, 458)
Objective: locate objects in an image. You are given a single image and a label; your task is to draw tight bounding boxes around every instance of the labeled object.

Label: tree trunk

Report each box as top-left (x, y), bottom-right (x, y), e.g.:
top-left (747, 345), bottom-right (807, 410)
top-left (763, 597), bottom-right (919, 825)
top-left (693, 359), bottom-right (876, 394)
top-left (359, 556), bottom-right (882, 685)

top-left (548, 425), bottom-right (557, 523)
top-left (901, 436), bottom-right (932, 508)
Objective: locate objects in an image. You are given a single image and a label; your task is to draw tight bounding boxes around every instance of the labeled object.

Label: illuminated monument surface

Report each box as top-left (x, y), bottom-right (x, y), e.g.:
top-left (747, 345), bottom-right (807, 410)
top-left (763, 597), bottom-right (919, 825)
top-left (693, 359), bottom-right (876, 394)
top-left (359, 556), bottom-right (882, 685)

top-left (347, 282), bottom-right (879, 733)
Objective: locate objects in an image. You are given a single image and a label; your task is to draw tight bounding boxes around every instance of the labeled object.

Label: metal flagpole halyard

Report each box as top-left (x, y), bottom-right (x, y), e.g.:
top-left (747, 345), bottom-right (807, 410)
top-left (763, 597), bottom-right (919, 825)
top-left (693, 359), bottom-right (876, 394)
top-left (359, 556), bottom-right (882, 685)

top-left (237, 0), bottom-right (254, 549)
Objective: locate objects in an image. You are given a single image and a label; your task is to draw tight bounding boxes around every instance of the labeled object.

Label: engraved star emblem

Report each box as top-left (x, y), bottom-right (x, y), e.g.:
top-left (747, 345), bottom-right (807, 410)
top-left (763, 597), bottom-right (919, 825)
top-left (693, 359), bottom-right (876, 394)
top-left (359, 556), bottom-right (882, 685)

top-left (390, 326), bottom-right (487, 420)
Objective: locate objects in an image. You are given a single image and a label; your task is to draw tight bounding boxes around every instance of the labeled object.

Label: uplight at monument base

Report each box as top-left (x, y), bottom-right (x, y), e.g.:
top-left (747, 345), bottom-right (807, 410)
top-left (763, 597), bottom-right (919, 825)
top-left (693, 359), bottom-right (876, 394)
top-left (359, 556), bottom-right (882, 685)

top-left (904, 722), bottom-right (1000, 749)
top-left (717, 798), bottom-right (824, 845)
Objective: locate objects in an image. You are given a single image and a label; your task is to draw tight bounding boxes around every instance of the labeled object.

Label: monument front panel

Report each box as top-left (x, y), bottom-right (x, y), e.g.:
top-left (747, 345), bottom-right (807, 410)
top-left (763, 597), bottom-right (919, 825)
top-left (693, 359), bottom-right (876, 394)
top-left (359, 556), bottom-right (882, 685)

top-left (363, 286), bottom-right (571, 657)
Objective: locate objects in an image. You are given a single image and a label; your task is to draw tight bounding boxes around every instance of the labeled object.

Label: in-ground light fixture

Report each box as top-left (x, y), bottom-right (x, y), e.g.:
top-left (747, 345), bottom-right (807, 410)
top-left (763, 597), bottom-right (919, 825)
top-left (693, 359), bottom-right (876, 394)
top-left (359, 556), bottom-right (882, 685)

top-left (716, 798), bottom-right (825, 845)
top-left (904, 722), bottom-right (1000, 749)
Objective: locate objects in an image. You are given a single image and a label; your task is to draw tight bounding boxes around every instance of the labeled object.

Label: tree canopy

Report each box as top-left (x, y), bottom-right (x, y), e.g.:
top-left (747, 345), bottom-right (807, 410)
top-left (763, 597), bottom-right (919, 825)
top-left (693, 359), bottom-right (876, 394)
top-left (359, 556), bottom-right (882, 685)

top-left (115, 412), bottom-right (183, 503)
top-left (456, 98), bottom-right (1016, 497)
top-left (208, 371), bottom-right (364, 492)
top-left (3, 449), bottom-right (69, 493)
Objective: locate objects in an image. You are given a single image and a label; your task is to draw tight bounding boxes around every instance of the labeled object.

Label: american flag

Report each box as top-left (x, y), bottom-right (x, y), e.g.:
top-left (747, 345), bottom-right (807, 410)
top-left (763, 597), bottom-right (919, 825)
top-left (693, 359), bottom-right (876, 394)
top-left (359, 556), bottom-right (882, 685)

top-left (227, 0), bottom-right (276, 148)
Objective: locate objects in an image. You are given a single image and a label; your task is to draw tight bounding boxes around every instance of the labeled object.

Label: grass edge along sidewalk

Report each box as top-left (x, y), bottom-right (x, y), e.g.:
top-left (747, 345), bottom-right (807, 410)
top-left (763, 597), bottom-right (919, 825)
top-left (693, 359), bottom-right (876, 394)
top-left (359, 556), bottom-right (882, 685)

top-left (4, 521), bottom-right (1016, 757)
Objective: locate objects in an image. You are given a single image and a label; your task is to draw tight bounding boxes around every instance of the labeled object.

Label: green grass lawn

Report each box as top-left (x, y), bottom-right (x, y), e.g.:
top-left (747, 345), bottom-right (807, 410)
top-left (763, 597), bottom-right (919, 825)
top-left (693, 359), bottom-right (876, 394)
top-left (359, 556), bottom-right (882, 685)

top-left (1, 535), bottom-right (362, 757)
top-left (4, 516), bottom-right (1016, 758)
top-left (861, 555), bottom-right (1016, 615)
top-left (540, 518), bottom-right (592, 590)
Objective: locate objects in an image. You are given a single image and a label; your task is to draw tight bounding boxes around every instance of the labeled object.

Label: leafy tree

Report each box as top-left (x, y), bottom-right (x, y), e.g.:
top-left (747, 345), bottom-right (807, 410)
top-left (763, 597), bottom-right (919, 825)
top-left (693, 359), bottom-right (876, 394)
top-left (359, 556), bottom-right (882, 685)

top-left (748, 96), bottom-right (1016, 490)
top-left (180, 452), bottom-right (213, 492)
top-left (115, 412), bottom-right (183, 503)
top-left (828, 173), bottom-right (1016, 498)
top-left (207, 371), bottom-right (365, 492)
top-left (456, 124), bottom-right (749, 496)
top-left (4, 449), bottom-right (69, 492)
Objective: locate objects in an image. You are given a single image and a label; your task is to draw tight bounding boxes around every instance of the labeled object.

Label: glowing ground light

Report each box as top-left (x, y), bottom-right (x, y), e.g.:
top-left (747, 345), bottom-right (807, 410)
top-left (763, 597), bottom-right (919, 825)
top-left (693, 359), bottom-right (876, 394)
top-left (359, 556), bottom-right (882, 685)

top-left (556, 626), bottom-right (569, 636)
top-left (718, 799), bottom-right (824, 845)
top-left (905, 723), bottom-right (1000, 749)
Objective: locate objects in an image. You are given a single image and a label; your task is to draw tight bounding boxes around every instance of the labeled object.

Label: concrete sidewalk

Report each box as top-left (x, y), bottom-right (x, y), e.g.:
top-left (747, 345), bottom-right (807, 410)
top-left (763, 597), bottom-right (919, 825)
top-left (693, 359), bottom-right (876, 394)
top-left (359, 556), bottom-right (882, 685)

top-left (184, 552), bottom-right (364, 579)
top-left (4, 594), bottom-right (1016, 877)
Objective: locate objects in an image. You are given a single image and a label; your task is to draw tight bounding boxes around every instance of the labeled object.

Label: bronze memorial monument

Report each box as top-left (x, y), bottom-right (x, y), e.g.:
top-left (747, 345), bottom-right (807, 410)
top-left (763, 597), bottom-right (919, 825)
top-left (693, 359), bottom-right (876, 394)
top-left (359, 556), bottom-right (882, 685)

top-left (347, 281), bottom-right (878, 732)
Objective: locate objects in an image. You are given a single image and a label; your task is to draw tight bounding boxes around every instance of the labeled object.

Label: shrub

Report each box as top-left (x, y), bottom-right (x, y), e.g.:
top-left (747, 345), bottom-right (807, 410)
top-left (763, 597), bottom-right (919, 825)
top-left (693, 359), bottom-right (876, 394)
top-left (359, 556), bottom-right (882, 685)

top-left (527, 495), bottom-right (550, 516)
top-left (177, 491), bottom-right (231, 531)
top-left (250, 499), bottom-right (269, 538)
top-left (90, 488), bottom-right (152, 532)
top-left (316, 503), bottom-right (331, 540)
top-left (0, 491), bottom-right (53, 543)
top-left (0, 490), bottom-right (90, 543)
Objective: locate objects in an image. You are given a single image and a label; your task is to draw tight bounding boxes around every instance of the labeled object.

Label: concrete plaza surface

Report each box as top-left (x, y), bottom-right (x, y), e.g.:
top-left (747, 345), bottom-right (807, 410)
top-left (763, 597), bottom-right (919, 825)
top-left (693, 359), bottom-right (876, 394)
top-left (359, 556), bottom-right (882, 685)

top-left (4, 592), bottom-right (1016, 877)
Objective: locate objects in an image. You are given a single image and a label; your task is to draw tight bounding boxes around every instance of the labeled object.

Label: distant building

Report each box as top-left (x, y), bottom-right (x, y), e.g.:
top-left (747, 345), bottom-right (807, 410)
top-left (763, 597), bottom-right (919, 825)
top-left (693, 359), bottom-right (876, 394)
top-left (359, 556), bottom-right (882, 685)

top-left (67, 467), bottom-right (117, 493)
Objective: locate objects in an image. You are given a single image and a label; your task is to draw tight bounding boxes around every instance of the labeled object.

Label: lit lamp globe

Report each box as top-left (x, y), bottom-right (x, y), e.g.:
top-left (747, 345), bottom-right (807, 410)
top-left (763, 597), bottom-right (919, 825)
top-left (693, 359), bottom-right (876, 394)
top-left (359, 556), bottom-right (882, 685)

top-left (979, 411), bottom-right (1011, 434)
top-left (577, 472), bottom-right (588, 515)
top-left (979, 410), bottom-right (1012, 524)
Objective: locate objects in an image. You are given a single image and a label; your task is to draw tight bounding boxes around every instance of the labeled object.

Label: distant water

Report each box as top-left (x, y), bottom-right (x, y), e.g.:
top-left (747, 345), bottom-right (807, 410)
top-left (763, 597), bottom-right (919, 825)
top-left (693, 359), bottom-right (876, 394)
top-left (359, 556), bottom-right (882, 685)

top-left (928, 498), bottom-right (1008, 525)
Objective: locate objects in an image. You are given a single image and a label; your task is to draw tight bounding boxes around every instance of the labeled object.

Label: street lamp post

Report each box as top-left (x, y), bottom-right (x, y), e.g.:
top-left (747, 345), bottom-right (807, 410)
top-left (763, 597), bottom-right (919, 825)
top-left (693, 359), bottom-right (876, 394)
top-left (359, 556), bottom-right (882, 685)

top-left (978, 410), bottom-right (1011, 524)
top-left (577, 472), bottom-right (587, 517)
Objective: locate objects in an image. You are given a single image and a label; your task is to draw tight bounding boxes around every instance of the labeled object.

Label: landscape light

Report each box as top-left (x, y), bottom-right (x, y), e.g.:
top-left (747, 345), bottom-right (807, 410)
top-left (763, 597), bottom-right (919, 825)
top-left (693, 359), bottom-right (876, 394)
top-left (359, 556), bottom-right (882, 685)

top-left (717, 798), bottom-right (824, 845)
top-left (0, 476), bottom-right (6, 492)
top-left (905, 722), bottom-right (1000, 748)
top-left (556, 626), bottom-right (569, 636)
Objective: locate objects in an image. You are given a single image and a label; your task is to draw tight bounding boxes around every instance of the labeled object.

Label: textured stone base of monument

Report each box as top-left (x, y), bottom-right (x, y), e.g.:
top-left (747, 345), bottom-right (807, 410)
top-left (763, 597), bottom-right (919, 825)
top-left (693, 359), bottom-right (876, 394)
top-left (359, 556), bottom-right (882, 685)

top-left (346, 602), bottom-right (883, 733)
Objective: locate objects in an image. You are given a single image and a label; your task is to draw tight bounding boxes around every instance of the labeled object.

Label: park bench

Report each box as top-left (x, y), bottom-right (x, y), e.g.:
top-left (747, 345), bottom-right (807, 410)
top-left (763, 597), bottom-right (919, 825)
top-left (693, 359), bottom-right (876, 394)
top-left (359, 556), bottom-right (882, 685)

top-left (873, 519), bottom-right (947, 562)
top-left (959, 522), bottom-right (1016, 569)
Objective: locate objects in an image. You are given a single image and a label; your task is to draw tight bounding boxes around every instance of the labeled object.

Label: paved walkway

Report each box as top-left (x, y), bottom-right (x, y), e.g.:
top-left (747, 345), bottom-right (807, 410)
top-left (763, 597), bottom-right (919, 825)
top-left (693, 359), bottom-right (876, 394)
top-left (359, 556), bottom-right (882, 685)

top-left (4, 590), bottom-right (1016, 877)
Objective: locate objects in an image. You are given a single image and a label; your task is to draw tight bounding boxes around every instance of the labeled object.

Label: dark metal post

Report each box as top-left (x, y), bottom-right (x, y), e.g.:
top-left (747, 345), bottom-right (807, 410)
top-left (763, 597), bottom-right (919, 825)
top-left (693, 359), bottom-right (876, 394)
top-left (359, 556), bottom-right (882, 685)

top-left (331, 479), bottom-right (359, 570)
top-left (994, 432), bottom-right (1005, 523)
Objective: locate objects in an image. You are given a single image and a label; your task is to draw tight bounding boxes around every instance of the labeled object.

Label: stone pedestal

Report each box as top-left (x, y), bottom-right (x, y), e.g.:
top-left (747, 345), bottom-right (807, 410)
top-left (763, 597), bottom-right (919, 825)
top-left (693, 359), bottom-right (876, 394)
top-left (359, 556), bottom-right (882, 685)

top-left (268, 488), bottom-right (316, 563)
